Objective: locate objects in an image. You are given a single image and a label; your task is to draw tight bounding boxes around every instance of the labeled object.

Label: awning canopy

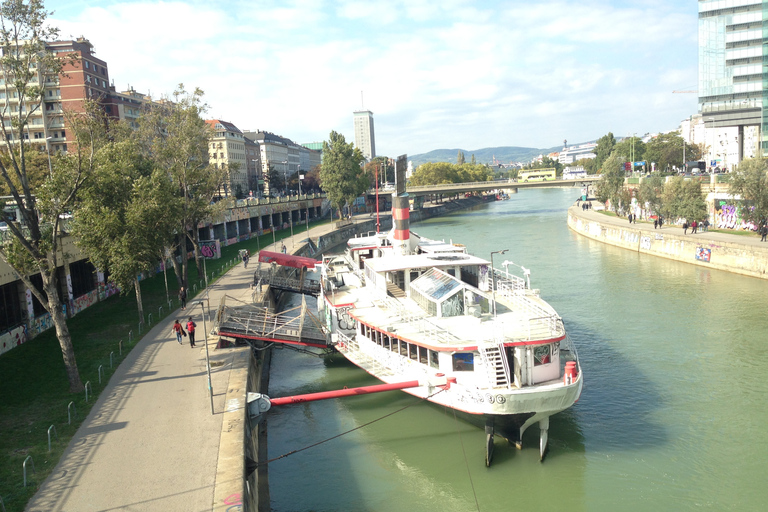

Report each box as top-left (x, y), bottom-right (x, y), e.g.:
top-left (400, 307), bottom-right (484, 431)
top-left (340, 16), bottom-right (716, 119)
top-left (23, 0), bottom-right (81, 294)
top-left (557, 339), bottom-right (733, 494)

top-left (258, 250), bottom-right (319, 270)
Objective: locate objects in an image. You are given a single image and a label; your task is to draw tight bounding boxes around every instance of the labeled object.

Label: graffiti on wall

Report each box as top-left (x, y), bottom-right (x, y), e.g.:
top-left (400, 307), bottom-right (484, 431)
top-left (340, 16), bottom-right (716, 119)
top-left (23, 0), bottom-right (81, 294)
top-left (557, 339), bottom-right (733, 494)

top-left (715, 202), bottom-right (758, 231)
top-left (98, 281), bottom-right (119, 301)
top-left (71, 290), bottom-right (99, 315)
top-left (0, 324), bottom-right (27, 356)
top-left (31, 313), bottom-right (54, 336)
top-left (640, 236), bottom-right (651, 250)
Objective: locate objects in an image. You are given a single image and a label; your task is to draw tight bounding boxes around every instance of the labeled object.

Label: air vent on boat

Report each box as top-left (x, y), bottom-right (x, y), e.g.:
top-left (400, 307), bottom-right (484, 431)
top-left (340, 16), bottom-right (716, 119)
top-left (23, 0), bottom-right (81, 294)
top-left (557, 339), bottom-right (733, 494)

top-left (426, 255), bottom-right (469, 261)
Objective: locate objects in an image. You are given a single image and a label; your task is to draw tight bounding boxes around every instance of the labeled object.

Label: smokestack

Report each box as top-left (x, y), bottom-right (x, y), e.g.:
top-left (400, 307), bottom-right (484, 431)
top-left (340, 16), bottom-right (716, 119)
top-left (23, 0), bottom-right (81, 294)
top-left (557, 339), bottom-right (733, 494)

top-left (391, 193), bottom-right (410, 255)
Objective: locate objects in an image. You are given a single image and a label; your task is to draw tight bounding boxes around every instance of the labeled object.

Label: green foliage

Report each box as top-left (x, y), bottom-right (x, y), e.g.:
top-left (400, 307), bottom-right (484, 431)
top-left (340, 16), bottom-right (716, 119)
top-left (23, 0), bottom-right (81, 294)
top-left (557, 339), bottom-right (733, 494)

top-left (593, 132), bottom-right (616, 172)
top-left (320, 131), bottom-right (367, 214)
top-left (661, 176), bottom-right (707, 222)
top-left (595, 153), bottom-right (626, 211)
top-left (525, 156), bottom-right (562, 175)
top-left (573, 157), bottom-right (597, 175)
top-left (457, 150), bottom-right (465, 165)
top-left (410, 162), bottom-right (492, 186)
top-left (729, 158), bottom-right (768, 224)
top-left (612, 136), bottom-right (645, 166)
top-left (644, 132), bottom-right (700, 172)
top-left (637, 174), bottom-right (665, 217)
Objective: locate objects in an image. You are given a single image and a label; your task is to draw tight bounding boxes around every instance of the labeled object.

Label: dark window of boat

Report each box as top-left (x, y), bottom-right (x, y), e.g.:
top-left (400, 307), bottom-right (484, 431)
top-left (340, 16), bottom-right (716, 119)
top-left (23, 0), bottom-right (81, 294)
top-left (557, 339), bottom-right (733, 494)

top-left (452, 353), bottom-right (474, 371)
top-left (429, 349), bottom-right (439, 369)
top-left (409, 343), bottom-right (418, 361)
top-left (534, 344), bottom-right (551, 366)
top-left (399, 340), bottom-right (408, 356)
top-left (384, 333), bottom-right (391, 350)
top-left (419, 347), bottom-right (428, 365)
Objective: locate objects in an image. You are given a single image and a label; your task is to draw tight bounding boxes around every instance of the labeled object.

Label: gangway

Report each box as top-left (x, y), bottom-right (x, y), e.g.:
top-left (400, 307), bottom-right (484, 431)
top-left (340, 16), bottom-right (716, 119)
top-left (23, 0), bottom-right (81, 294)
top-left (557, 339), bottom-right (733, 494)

top-left (253, 268), bottom-right (320, 296)
top-left (213, 294), bottom-right (329, 349)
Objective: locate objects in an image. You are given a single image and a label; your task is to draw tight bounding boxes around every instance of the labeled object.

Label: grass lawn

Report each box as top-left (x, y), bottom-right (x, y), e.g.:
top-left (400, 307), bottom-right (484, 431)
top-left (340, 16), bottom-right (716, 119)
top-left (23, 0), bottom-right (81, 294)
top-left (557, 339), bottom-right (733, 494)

top-left (0, 221), bottom-right (327, 512)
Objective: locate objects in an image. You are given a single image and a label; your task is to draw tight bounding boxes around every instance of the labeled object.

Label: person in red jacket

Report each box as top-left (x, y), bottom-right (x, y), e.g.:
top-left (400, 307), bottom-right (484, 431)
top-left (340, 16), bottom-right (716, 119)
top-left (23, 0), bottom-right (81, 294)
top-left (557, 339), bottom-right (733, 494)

top-left (187, 317), bottom-right (197, 348)
top-left (171, 319), bottom-right (184, 345)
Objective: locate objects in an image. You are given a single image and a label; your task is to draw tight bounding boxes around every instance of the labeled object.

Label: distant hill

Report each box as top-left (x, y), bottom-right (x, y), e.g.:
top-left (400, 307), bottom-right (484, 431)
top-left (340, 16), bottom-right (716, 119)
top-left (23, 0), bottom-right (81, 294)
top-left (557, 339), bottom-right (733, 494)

top-left (409, 145), bottom-right (564, 168)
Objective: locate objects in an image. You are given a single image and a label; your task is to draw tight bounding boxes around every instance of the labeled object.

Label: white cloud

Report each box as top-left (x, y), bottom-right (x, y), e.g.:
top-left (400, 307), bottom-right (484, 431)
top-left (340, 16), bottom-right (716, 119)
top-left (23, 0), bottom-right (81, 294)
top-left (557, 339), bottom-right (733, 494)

top-left (50, 0), bottom-right (698, 157)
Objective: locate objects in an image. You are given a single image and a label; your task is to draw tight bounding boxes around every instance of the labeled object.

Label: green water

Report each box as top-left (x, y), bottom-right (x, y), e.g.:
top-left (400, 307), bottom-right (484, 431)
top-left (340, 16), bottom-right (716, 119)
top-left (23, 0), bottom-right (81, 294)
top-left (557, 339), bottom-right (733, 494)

top-left (267, 188), bottom-right (768, 511)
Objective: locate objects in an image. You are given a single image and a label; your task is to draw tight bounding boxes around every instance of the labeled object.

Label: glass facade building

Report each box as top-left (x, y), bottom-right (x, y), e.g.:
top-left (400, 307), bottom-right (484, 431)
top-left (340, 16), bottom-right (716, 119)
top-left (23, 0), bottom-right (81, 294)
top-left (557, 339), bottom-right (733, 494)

top-left (698, 0), bottom-right (768, 159)
top-left (353, 110), bottom-right (376, 160)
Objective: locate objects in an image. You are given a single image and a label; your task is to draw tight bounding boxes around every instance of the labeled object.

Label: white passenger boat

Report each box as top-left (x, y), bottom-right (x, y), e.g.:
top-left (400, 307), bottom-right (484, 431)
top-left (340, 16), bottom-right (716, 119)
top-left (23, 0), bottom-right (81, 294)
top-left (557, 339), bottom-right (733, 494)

top-left (319, 194), bottom-right (583, 464)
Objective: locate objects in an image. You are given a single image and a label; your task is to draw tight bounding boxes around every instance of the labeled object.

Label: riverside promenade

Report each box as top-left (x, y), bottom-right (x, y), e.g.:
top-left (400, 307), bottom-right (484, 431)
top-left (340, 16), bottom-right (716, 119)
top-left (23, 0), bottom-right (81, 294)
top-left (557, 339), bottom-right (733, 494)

top-left (568, 203), bottom-right (768, 280)
top-left (25, 216), bottom-right (376, 512)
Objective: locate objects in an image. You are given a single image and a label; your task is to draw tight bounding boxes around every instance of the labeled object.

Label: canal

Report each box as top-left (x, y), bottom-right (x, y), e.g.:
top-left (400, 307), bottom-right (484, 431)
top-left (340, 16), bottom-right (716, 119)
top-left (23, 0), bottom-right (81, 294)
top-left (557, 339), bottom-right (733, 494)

top-left (267, 187), bottom-right (768, 511)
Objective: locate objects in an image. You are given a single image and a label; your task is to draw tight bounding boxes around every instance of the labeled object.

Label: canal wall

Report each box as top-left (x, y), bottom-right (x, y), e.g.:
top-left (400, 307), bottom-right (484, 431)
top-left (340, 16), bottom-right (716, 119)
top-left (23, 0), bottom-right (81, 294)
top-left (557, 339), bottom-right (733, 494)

top-left (567, 207), bottom-right (768, 280)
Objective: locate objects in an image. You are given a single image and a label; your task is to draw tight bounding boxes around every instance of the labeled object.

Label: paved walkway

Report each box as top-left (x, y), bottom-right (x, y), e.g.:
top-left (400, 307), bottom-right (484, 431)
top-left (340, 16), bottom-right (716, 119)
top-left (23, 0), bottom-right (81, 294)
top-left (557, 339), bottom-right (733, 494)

top-left (570, 202), bottom-right (768, 249)
top-left (25, 217), bottom-right (366, 512)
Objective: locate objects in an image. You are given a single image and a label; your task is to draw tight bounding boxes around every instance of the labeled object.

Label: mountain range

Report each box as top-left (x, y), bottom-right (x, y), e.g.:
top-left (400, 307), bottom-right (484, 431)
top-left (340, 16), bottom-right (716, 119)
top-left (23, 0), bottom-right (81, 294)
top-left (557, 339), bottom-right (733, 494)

top-left (408, 145), bottom-right (565, 168)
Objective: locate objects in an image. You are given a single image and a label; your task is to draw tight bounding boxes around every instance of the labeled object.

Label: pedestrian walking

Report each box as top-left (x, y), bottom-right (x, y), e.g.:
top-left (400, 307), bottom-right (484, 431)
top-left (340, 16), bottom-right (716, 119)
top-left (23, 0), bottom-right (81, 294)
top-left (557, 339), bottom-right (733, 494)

top-left (683, 221), bottom-right (688, 235)
top-left (658, 216), bottom-right (663, 228)
top-left (703, 219), bottom-right (709, 232)
top-left (692, 220), bottom-right (698, 234)
top-left (281, 243), bottom-right (286, 254)
top-left (654, 219), bottom-right (658, 229)
top-left (187, 317), bottom-right (197, 348)
top-left (761, 224), bottom-right (768, 242)
top-left (628, 213), bottom-right (633, 224)
top-left (171, 319), bottom-right (185, 345)
top-left (178, 286), bottom-right (187, 310)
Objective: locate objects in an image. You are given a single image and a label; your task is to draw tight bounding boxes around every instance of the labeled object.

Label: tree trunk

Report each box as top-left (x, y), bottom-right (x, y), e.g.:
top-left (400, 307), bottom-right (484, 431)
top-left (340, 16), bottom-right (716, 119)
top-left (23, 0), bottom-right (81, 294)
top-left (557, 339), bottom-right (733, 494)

top-left (134, 276), bottom-right (144, 324)
top-left (45, 277), bottom-right (84, 393)
top-left (169, 238), bottom-right (183, 289)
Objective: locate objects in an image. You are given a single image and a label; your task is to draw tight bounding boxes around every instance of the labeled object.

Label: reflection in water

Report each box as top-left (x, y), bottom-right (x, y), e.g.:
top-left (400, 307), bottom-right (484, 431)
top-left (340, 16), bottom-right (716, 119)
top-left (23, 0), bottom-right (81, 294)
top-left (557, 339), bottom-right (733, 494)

top-left (269, 188), bottom-right (768, 511)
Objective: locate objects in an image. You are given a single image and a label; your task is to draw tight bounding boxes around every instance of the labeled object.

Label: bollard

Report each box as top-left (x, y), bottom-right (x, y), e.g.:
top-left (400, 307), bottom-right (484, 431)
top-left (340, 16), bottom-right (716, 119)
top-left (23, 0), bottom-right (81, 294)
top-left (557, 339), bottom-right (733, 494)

top-left (68, 401), bottom-right (76, 425)
top-left (129, 330), bottom-right (133, 344)
top-left (168, 300), bottom-right (172, 310)
top-left (23, 456), bottom-right (35, 487)
top-left (119, 340), bottom-right (123, 356)
top-left (1, 494), bottom-right (6, 512)
top-left (47, 425), bottom-right (58, 452)
top-left (110, 351), bottom-right (114, 369)
top-left (98, 365), bottom-right (104, 384)
top-left (192, 284), bottom-right (197, 294)
top-left (148, 313), bottom-right (153, 326)
top-left (159, 306), bottom-right (163, 318)
top-left (85, 381), bottom-right (92, 403)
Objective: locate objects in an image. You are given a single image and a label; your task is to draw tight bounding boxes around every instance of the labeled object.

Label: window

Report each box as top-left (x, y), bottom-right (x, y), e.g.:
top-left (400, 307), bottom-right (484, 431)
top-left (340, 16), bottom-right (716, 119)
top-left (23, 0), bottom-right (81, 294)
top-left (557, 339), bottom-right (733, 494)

top-left (69, 260), bottom-right (97, 298)
top-left (452, 353), bottom-right (474, 371)
top-left (84, 60), bottom-right (90, 69)
top-left (429, 349), bottom-right (439, 369)
top-left (0, 281), bottom-right (24, 332)
top-left (409, 343), bottom-right (418, 361)
top-left (533, 345), bottom-right (551, 366)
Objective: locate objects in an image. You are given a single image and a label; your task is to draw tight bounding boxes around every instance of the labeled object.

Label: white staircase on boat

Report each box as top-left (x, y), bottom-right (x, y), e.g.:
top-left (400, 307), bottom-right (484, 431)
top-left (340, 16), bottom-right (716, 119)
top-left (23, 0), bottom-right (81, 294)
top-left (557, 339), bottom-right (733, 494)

top-left (480, 344), bottom-right (510, 388)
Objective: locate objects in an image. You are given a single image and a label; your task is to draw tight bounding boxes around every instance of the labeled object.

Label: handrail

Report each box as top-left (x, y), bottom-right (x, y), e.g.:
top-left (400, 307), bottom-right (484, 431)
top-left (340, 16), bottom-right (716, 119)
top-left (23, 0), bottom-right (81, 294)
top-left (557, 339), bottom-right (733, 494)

top-left (23, 456), bottom-right (35, 487)
top-left (47, 424), bottom-right (58, 452)
top-left (67, 401), bottom-right (76, 424)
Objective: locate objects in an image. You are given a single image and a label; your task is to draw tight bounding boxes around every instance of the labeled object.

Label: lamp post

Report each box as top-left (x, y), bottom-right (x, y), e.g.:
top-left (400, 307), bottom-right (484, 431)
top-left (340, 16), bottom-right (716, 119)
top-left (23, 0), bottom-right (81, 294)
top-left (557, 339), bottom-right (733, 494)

top-left (190, 300), bottom-right (214, 415)
top-left (490, 249), bottom-right (508, 318)
top-left (282, 160), bottom-right (288, 196)
top-left (45, 136), bottom-right (53, 177)
top-left (706, 117), bottom-right (716, 170)
top-left (298, 165), bottom-right (302, 196)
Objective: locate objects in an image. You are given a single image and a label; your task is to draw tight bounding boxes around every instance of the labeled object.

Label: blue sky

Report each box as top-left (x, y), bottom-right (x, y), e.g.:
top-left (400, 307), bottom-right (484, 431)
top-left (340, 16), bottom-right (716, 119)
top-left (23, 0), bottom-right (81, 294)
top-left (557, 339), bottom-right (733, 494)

top-left (49, 0), bottom-right (698, 159)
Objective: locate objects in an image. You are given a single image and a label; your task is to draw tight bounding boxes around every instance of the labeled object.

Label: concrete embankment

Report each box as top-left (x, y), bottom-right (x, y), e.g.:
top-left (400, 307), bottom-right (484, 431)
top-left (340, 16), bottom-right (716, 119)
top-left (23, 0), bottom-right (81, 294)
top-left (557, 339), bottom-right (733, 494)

top-left (567, 206), bottom-right (768, 280)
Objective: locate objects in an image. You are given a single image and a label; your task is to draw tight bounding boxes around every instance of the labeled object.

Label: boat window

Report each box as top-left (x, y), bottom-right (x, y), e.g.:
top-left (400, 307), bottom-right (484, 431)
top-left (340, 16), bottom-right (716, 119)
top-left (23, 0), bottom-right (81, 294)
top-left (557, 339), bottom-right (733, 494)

top-left (429, 349), bottom-right (439, 369)
top-left (390, 339), bottom-right (398, 352)
top-left (409, 344), bottom-right (418, 361)
top-left (419, 347), bottom-right (428, 365)
top-left (383, 334), bottom-right (390, 350)
top-left (534, 344), bottom-right (551, 366)
top-left (399, 340), bottom-right (408, 356)
top-left (441, 289), bottom-right (464, 317)
top-left (452, 353), bottom-right (474, 371)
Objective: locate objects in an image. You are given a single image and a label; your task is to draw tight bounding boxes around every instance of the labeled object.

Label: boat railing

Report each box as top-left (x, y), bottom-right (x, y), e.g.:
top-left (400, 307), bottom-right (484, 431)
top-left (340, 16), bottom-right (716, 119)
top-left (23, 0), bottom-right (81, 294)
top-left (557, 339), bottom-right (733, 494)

top-left (373, 295), bottom-right (461, 345)
top-left (494, 272), bottom-right (527, 295)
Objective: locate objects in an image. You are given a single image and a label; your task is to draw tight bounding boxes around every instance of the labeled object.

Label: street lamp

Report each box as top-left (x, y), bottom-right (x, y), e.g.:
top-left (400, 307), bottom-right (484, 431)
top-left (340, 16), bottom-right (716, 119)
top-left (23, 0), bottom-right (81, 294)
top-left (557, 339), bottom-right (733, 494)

top-left (706, 117), bottom-right (716, 170)
top-left (190, 300), bottom-right (214, 415)
top-left (45, 136), bottom-right (53, 177)
top-left (490, 249), bottom-right (508, 318)
top-left (298, 165), bottom-right (302, 196)
top-left (282, 160), bottom-right (288, 196)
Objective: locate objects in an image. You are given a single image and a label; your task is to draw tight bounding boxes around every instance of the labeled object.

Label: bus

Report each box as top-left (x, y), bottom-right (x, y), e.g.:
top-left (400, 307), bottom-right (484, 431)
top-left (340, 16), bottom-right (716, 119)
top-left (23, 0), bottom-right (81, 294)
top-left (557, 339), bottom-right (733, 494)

top-left (519, 168), bottom-right (556, 182)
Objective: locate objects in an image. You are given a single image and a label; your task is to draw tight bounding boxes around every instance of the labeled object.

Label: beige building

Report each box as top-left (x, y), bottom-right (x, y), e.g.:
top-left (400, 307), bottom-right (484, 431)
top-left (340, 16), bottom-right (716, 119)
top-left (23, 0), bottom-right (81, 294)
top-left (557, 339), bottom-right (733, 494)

top-left (207, 119), bottom-right (248, 198)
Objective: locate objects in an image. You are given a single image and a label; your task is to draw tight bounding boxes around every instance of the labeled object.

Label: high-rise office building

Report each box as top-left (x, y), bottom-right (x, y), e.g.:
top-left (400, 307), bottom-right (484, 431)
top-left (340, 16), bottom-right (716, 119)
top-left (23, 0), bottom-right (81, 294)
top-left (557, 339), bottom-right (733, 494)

top-left (698, 0), bottom-right (767, 167)
top-left (353, 110), bottom-right (376, 160)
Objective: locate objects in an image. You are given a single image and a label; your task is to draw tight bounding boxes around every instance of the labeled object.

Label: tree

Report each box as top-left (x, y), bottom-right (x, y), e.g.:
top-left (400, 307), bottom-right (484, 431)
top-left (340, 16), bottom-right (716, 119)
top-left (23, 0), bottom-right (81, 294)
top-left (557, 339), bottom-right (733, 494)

top-left (573, 157), bottom-right (597, 175)
top-left (265, 163), bottom-right (281, 196)
top-left (71, 122), bottom-right (179, 324)
top-left (637, 174), bottom-right (665, 218)
top-left (612, 136), bottom-right (645, 169)
top-left (729, 158), bottom-right (768, 225)
top-left (320, 131), bottom-right (367, 217)
top-left (645, 132), bottom-right (701, 173)
top-left (0, 0), bottom-right (91, 392)
top-left (525, 156), bottom-right (562, 175)
top-left (593, 132), bottom-right (616, 172)
top-left (661, 176), bottom-right (707, 222)
top-left (134, 85), bottom-right (224, 289)
top-left (457, 150), bottom-right (465, 165)
top-left (595, 153), bottom-right (626, 212)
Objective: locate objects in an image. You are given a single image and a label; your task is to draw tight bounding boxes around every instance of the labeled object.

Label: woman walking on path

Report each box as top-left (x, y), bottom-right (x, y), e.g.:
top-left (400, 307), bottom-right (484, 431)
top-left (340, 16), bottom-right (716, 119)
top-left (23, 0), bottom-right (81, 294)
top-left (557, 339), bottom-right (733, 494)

top-left (179, 286), bottom-right (187, 310)
top-left (187, 317), bottom-right (197, 348)
top-left (171, 319), bottom-right (184, 345)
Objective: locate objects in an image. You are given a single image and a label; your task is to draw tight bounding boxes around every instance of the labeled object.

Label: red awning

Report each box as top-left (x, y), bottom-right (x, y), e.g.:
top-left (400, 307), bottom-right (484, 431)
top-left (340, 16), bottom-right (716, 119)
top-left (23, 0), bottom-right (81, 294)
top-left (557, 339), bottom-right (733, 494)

top-left (258, 250), bottom-right (319, 269)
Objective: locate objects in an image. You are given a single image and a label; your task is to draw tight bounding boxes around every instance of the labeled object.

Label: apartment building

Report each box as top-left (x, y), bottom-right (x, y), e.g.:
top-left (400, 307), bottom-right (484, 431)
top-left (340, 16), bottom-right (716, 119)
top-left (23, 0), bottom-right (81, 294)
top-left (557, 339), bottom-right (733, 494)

top-left (206, 119), bottom-right (248, 198)
top-left (353, 109), bottom-right (376, 160)
top-left (244, 131), bottom-right (321, 196)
